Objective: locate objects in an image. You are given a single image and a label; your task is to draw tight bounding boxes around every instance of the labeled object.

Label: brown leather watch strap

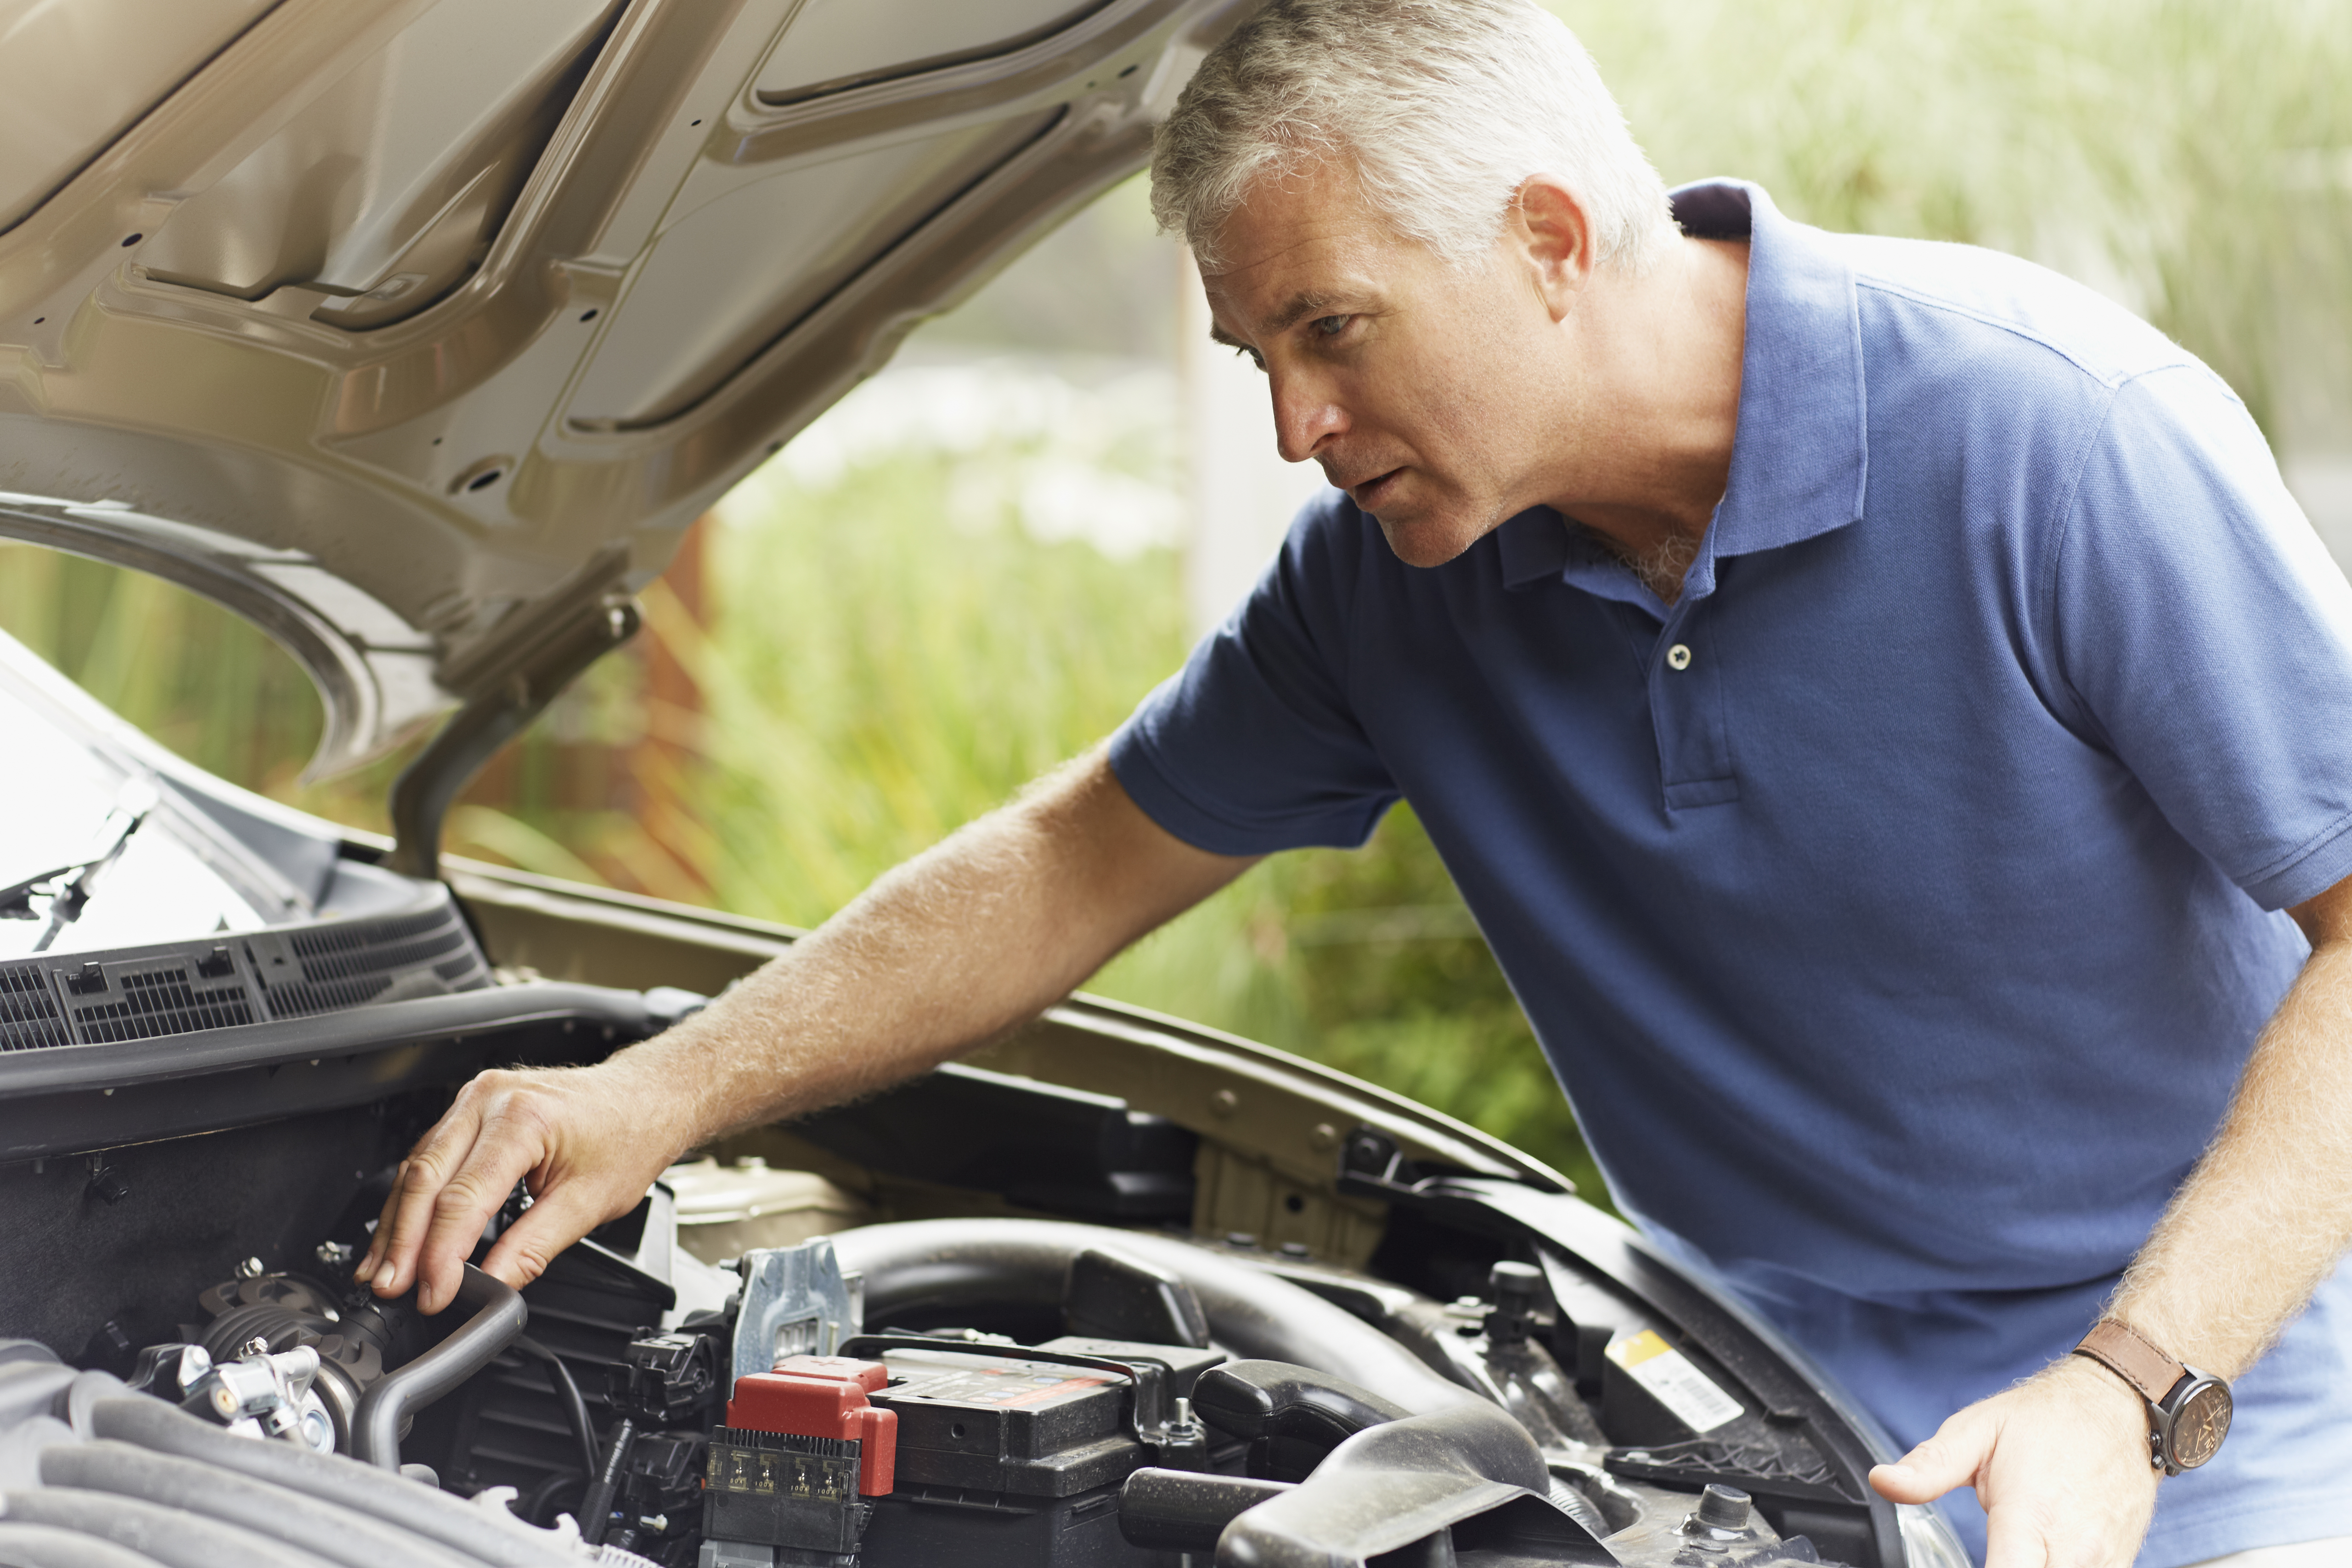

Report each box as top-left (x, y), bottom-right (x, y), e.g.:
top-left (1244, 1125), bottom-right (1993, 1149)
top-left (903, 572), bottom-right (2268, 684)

top-left (2073, 1320), bottom-right (2186, 1404)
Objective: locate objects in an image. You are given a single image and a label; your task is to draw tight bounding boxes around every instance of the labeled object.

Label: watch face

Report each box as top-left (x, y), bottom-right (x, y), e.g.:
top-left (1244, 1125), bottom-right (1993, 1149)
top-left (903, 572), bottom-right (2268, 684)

top-left (2170, 1380), bottom-right (2233, 1470)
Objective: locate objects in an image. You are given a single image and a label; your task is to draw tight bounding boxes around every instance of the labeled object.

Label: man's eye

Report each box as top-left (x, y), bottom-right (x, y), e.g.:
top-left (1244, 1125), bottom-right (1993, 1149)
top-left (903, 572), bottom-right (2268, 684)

top-left (1312, 315), bottom-right (1349, 338)
top-left (1234, 344), bottom-right (1264, 371)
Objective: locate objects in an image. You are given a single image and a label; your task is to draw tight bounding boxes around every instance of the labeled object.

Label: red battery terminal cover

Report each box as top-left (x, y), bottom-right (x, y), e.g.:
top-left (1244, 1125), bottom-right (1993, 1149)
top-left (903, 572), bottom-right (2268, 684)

top-left (726, 1356), bottom-right (898, 1495)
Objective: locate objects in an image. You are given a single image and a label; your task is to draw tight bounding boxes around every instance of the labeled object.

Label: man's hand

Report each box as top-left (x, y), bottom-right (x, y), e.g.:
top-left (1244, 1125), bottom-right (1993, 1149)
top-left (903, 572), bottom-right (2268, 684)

top-left (354, 1057), bottom-right (691, 1314)
top-left (1871, 1356), bottom-right (2159, 1568)
top-left (353, 753), bottom-right (1252, 1315)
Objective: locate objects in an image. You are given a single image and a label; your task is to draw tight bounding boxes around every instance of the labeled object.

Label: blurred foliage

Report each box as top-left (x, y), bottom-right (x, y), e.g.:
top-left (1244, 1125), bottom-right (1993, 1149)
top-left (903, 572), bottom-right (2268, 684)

top-left (6, 0), bottom-right (2350, 1212)
top-left (1558, 0), bottom-right (2352, 440)
top-left (0, 543), bottom-right (381, 821)
top-left (676, 452), bottom-right (1188, 920)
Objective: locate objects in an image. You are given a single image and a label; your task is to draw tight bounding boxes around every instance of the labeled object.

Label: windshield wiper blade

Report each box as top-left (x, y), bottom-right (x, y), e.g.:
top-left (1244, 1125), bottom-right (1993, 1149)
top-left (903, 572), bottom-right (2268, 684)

top-left (23, 782), bottom-right (159, 952)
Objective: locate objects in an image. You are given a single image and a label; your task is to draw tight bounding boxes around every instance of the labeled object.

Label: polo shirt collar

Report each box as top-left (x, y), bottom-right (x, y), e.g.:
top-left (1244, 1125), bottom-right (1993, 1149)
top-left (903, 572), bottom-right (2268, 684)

top-left (1499, 179), bottom-right (1868, 593)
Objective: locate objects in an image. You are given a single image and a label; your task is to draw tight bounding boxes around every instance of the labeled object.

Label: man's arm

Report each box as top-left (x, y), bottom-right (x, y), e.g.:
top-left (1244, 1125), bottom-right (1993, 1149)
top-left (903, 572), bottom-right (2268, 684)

top-left (354, 750), bottom-right (1254, 1314)
top-left (1872, 871), bottom-right (2352, 1566)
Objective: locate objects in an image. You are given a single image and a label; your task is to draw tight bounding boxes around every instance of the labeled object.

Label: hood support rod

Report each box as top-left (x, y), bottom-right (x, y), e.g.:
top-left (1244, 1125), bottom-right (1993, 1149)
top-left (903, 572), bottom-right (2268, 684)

top-left (388, 587), bottom-right (640, 881)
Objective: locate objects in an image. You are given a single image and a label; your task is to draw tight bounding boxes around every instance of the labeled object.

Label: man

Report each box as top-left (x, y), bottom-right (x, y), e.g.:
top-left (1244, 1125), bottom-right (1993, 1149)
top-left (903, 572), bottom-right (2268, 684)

top-left (356, 3), bottom-right (2352, 1563)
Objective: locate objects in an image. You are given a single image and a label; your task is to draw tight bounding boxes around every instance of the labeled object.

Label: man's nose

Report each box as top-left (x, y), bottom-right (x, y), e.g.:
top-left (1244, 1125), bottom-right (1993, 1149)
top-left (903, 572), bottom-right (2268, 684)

top-left (1269, 368), bottom-right (1345, 464)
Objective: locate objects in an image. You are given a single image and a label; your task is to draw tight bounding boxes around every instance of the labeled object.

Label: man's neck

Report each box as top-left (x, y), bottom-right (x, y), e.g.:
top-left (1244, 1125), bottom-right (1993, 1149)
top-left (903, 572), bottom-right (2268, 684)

top-left (1545, 235), bottom-right (1749, 600)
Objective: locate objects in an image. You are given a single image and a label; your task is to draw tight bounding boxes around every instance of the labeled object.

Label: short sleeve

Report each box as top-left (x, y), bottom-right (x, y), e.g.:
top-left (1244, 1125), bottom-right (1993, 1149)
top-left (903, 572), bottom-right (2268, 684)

top-left (2052, 364), bottom-right (2352, 910)
top-left (1108, 493), bottom-right (1399, 855)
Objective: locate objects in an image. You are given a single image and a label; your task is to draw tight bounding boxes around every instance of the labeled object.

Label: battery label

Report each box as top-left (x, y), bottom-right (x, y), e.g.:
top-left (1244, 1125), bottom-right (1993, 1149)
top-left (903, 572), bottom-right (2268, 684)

top-left (889, 1365), bottom-right (1111, 1409)
top-left (1605, 1330), bottom-right (1742, 1434)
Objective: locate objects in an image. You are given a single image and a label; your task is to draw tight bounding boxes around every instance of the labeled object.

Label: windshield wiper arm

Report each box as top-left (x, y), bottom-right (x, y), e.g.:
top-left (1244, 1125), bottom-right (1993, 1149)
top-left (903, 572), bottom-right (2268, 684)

top-left (0, 861), bottom-right (94, 921)
top-left (20, 784), bottom-right (158, 952)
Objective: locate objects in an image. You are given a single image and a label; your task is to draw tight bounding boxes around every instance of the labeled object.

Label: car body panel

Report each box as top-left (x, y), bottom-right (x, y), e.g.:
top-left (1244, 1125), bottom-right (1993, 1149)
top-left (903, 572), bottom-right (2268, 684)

top-left (0, 0), bottom-right (1253, 776)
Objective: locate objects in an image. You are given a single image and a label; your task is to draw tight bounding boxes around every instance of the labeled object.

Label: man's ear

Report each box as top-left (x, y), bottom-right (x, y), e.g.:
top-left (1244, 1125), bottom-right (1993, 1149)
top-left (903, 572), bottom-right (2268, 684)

top-left (1509, 175), bottom-right (1596, 321)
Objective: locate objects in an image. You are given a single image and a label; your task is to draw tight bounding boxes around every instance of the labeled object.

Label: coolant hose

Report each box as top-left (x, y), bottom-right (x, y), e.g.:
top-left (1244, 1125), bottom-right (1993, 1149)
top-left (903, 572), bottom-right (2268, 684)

top-left (0, 1523), bottom-right (165, 1568)
top-left (829, 1219), bottom-right (1480, 1416)
top-left (0, 1487), bottom-right (331, 1568)
top-left (39, 1443), bottom-right (475, 1568)
top-left (350, 1265), bottom-right (526, 1471)
top-left (86, 1399), bottom-right (579, 1568)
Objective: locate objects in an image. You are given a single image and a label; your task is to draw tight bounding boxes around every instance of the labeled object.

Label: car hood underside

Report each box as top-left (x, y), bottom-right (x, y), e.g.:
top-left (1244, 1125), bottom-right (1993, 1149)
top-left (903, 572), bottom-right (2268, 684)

top-left (0, 0), bottom-right (1251, 776)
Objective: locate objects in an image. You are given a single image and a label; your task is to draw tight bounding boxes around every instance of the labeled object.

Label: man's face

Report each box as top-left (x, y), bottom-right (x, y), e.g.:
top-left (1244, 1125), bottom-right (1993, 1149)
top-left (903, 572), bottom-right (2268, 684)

top-left (1201, 164), bottom-right (1572, 568)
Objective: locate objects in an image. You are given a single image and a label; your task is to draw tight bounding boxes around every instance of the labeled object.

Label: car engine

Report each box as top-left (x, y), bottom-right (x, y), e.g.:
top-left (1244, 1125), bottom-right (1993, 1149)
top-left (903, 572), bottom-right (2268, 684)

top-left (0, 1185), bottom-right (1898, 1568)
top-left (0, 785), bottom-right (1969, 1568)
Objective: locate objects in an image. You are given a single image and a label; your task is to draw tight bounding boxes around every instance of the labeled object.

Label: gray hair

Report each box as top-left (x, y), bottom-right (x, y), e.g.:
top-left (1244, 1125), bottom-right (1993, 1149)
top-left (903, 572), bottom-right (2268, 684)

top-left (1151, 0), bottom-right (1676, 274)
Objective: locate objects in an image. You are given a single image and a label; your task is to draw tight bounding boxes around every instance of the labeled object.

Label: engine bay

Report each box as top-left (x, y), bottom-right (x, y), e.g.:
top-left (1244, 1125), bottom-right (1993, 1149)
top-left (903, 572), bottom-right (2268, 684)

top-left (0, 1169), bottom-right (1886, 1568)
top-left (0, 861), bottom-right (1968, 1568)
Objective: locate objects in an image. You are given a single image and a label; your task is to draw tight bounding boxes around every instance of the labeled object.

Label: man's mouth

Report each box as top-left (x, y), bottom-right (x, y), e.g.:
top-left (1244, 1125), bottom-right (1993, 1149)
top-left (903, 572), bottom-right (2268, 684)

top-left (1348, 468), bottom-right (1405, 509)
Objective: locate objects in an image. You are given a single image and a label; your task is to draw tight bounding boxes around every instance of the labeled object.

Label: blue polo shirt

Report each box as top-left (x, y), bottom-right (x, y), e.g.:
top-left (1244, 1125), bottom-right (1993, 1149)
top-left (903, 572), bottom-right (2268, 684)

top-left (1109, 182), bottom-right (2352, 1565)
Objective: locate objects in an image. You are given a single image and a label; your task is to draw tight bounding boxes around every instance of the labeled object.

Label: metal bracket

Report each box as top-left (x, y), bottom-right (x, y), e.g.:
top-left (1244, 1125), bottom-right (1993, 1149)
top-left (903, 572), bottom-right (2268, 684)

top-left (731, 1237), bottom-right (865, 1395)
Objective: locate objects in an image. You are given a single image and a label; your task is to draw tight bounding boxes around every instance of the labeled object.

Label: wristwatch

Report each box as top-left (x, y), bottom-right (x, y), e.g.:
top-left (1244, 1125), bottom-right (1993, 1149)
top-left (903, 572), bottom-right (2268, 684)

top-left (2071, 1320), bottom-right (2233, 1475)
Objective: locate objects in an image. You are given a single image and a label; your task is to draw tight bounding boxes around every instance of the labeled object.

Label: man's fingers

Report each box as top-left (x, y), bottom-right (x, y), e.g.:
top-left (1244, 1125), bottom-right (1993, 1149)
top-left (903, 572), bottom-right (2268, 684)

top-left (355, 1062), bottom-right (680, 1313)
top-left (479, 1181), bottom-right (624, 1294)
top-left (409, 1134), bottom-right (546, 1314)
top-left (1869, 1409), bottom-right (1994, 1504)
top-left (369, 1122), bottom-right (491, 1301)
top-left (361, 1077), bottom-right (555, 1313)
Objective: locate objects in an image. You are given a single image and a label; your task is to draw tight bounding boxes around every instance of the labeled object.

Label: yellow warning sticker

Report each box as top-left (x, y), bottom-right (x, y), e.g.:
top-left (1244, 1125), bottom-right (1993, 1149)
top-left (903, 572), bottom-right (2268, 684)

top-left (1605, 1330), bottom-right (1742, 1433)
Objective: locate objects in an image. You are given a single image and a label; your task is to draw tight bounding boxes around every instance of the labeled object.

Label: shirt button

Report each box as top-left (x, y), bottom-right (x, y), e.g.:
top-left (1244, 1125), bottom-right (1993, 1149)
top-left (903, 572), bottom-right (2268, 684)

top-left (1666, 643), bottom-right (1693, 671)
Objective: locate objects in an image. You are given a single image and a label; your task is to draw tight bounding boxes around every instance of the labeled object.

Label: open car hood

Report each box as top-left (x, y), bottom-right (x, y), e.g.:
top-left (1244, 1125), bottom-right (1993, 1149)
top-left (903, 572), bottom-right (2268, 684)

top-left (0, 0), bottom-right (1247, 781)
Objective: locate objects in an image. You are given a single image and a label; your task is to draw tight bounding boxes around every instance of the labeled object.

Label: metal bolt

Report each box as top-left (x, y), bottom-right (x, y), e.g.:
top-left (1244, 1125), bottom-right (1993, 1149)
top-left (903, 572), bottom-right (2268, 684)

top-left (316, 1240), bottom-right (355, 1269)
top-left (241, 1337), bottom-right (271, 1359)
top-left (298, 1406), bottom-right (335, 1452)
top-left (1694, 1483), bottom-right (1752, 1532)
top-left (236, 1256), bottom-right (266, 1280)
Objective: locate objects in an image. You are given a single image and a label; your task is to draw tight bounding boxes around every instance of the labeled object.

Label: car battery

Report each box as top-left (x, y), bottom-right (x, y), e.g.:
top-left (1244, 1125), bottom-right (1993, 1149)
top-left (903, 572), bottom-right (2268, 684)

top-left (857, 1339), bottom-right (1219, 1568)
top-left (702, 1355), bottom-right (898, 1568)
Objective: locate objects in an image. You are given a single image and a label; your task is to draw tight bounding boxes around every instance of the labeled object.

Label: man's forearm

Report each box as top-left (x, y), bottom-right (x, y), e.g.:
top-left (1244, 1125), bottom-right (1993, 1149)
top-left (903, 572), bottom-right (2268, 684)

top-left (359, 750), bottom-right (1252, 1310)
top-left (590, 750), bottom-right (1251, 1159)
top-left (2108, 894), bottom-right (2352, 1376)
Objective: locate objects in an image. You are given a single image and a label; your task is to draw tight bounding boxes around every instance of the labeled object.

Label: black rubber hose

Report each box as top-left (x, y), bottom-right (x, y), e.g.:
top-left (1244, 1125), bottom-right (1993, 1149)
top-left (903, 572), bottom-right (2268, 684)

top-left (515, 1472), bottom-right (581, 1532)
top-left (1118, 1470), bottom-right (1295, 1551)
top-left (0, 1488), bottom-right (332, 1568)
top-left (1191, 1360), bottom-right (1413, 1449)
top-left (39, 1443), bottom-right (477, 1568)
top-left (87, 1398), bottom-right (579, 1568)
top-left (350, 1264), bottom-right (527, 1470)
top-left (508, 1335), bottom-right (598, 1481)
top-left (0, 1523), bottom-right (166, 1568)
top-left (828, 1219), bottom-right (1480, 1415)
